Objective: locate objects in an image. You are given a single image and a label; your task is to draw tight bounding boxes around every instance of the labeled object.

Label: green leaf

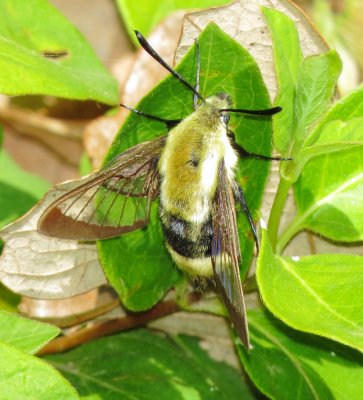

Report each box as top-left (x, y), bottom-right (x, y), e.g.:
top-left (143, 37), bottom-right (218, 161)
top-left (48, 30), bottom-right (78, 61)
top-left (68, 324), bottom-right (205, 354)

top-left (293, 51), bottom-right (342, 147)
top-left (238, 309), bottom-right (363, 400)
top-left (0, 309), bottom-right (74, 398)
top-left (292, 146), bottom-right (363, 242)
top-left (257, 229), bottom-right (363, 351)
top-left (0, 311), bottom-right (59, 354)
top-left (310, 84), bottom-right (363, 127)
top-left (0, 0), bottom-right (118, 104)
top-left (0, 341), bottom-right (79, 400)
top-left (0, 150), bottom-right (50, 229)
top-left (47, 329), bottom-right (254, 400)
top-left (278, 87), bottom-right (363, 246)
top-left (116, 0), bottom-right (230, 44)
top-left (98, 23), bottom-right (274, 309)
top-left (262, 7), bottom-right (303, 154)
top-left (263, 8), bottom-right (342, 159)
top-left (300, 118), bottom-right (363, 161)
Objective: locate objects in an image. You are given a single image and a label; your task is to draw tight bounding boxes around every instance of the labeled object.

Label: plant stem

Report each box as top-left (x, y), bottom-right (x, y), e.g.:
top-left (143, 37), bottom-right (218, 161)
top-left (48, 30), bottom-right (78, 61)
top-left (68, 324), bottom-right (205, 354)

top-left (36, 299), bottom-right (179, 355)
top-left (267, 176), bottom-right (291, 253)
top-left (275, 215), bottom-right (302, 254)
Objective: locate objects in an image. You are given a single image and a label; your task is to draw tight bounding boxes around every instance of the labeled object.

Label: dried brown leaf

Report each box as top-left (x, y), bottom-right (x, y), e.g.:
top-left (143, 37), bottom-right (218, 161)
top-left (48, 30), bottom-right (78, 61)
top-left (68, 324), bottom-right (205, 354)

top-left (0, 186), bottom-right (106, 299)
top-left (19, 286), bottom-right (120, 327)
top-left (19, 290), bottom-right (98, 321)
top-left (83, 109), bottom-right (128, 169)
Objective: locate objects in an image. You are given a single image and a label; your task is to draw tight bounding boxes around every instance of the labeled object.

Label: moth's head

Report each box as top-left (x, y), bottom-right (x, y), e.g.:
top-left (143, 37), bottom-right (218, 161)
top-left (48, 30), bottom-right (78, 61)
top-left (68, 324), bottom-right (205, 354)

top-left (205, 93), bottom-right (232, 110)
top-left (203, 93), bottom-right (232, 127)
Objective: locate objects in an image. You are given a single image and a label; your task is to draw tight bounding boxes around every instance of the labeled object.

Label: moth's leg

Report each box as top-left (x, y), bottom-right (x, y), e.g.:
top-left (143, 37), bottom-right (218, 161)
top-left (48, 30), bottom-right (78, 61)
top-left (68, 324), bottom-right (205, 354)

top-left (120, 104), bottom-right (181, 130)
top-left (228, 129), bottom-right (292, 161)
top-left (193, 38), bottom-right (201, 110)
top-left (233, 184), bottom-right (260, 253)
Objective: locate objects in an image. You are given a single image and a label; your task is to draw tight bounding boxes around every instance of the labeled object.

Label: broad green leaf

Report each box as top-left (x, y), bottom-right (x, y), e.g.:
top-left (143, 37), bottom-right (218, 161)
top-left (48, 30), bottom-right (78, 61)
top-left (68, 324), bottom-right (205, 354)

top-left (300, 118), bottom-right (363, 161)
top-left (116, 0), bottom-right (230, 44)
top-left (293, 51), bottom-right (342, 148)
top-left (98, 23), bottom-right (274, 310)
top-left (0, 341), bottom-right (79, 400)
top-left (257, 229), bottom-right (363, 351)
top-left (292, 146), bottom-right (363, 242)
top-left (263, 8), bottom-right (342, 158)
top-left (306, 84), bottom-right (363, 142)
top-left (0, 0), bottom-right (118, 104)
top-left (238, 309), bottom-right (363, 400)
top-left (262, 7), bottom-right (303, 154)
top-left (47, 329), bottom-right (254, 400)
top-left (0, 311), bottom-right (59, 354)
top-left (0, 150), bottom-right (50, 229)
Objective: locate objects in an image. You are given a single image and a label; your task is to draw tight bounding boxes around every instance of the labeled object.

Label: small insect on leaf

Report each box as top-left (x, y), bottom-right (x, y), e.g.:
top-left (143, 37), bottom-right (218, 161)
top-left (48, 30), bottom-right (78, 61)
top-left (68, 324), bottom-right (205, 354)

top-left (38, 24), bottom-right (285, 349)
top-left (41, 50), bottom-right (69, 60)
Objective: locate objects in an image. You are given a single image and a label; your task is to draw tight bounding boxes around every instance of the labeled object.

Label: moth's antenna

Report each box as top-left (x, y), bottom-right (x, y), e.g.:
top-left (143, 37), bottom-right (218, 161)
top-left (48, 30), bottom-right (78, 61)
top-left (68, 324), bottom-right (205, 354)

top-left (120, 103), bottom-right (181, 130)
top-left (193, 38), bottom-right (201, 110)
top-left (134, 30), bottom-right (205, 103)
top-left (220, 106), bottom-right (282, 116)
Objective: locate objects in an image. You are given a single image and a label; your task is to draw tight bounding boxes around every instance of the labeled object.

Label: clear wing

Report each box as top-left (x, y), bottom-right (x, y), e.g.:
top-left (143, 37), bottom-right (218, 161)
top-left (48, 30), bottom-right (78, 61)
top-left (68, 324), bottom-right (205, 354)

top-left (38, 136), bottom-right (166, 240)
top-left (211, 161), bottom-right (250, 349)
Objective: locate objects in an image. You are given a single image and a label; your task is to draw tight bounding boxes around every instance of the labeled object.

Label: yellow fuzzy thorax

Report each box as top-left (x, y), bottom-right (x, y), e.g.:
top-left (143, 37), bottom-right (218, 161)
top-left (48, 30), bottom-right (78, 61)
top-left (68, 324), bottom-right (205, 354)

top-left (158, 95), bottom-right (237, 224)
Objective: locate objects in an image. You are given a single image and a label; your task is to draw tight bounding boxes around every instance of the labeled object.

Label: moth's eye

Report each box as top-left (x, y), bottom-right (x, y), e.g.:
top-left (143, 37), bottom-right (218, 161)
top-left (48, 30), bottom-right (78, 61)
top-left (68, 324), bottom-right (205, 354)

top-left (222, 113), bottom-right (230, 125)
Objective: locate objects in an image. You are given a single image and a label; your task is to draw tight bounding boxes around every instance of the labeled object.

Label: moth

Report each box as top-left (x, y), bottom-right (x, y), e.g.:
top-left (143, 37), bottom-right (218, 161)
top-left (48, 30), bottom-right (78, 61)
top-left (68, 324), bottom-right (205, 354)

top-left (38, 31), bottom-right (286, 349)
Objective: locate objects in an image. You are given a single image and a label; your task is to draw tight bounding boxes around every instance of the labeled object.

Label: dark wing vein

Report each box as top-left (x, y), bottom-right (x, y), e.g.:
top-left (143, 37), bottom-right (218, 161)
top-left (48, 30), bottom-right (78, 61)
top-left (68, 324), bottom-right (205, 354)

top-left (38, 136), bottom-right (166, 240)
top-left (211, 161), bottom-right (250, 349)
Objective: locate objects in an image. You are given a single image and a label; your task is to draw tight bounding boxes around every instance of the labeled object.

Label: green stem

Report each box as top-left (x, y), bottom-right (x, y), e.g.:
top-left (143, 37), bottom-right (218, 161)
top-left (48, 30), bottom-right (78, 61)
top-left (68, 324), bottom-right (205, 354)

top-left (267, 176), bottom-right (291, 253)
top-left (275, 215), bottom-right (302, 254)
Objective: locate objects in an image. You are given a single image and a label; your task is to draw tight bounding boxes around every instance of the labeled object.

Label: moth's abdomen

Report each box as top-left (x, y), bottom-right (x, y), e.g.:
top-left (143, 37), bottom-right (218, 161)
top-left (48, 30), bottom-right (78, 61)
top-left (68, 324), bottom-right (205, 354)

top-left (159, 207), bottom-right (214, 277)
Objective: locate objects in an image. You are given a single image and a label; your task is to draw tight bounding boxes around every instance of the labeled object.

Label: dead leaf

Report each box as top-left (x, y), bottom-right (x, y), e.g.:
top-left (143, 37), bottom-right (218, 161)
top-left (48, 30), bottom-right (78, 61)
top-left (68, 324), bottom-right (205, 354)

top-left (0, 186), bottom-right (106, 299)
top-left (19, 290), bottom-right (98, 321)
top-left (19, 286), bottom-right (120, 327)
top-left (83, 109), bottom-right (128, 169)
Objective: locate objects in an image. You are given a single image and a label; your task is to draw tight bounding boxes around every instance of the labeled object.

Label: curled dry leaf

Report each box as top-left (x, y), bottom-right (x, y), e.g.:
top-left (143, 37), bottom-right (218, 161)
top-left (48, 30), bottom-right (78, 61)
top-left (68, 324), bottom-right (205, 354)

top-left (176, 0), bottom-right (328, 100)
top-left (83, 108), bottom-right (128, 170)
top-left (84, 11), bottom-right (185, 169)
top-left (19, 286), bottom-right (120, 328)
top-left (0, 185), bottom-right (106, 300)
top-left (19, 290), bottom-right (98, 323)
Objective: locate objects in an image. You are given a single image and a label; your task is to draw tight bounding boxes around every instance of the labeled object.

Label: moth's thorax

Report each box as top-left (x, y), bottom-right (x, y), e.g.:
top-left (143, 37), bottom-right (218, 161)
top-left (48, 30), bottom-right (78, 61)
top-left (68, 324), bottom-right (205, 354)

top-left (158, 94), bottom-right (237, 225)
